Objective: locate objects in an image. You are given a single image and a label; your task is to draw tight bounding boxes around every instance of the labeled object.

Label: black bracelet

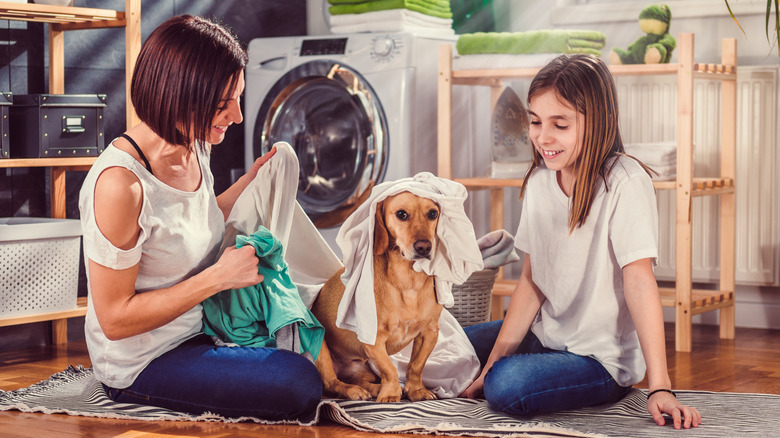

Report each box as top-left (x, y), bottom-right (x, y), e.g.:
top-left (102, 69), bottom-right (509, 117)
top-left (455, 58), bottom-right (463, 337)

top-left (647, 388), bottom-right (677, 399)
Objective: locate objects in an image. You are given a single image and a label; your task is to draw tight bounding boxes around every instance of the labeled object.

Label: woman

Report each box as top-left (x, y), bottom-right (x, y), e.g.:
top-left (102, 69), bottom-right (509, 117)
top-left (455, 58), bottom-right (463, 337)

top-left (78, 15), bottom-right (322, 420)
top-left (461, 54), bottom-right (701, 430)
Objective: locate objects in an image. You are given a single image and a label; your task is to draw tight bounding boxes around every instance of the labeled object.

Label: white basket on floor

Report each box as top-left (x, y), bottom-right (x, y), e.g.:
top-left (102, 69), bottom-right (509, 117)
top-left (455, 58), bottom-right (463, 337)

top-left (0, 217), bottom-right (81, 318)
top-left (449, 268), bottom-right (497, 327)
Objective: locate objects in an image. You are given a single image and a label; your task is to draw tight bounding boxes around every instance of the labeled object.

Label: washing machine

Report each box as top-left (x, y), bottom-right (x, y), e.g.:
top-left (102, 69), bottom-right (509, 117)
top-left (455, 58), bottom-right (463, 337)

top-left (245, 33), bottom-right (483, 257)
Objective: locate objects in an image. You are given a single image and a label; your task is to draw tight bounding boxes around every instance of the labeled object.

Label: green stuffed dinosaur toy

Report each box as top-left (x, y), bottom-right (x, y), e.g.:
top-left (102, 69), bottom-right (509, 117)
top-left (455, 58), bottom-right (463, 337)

top-left (609, 4), bottom-right (676, 64)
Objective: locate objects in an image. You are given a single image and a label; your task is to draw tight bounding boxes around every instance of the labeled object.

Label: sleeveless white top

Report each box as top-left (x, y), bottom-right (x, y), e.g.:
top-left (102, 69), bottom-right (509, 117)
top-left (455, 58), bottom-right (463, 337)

top-left (78, 140), bottom-right (225, 388)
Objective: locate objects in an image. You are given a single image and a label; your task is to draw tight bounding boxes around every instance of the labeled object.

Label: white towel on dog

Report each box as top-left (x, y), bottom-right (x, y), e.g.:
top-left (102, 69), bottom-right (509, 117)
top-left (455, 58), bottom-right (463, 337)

top-left (335, 172), bottom-right (484, 345)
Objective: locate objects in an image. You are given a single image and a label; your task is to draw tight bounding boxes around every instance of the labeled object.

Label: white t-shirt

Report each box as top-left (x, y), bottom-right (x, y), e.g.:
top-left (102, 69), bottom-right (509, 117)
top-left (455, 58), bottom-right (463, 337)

top-left (514, 156), bottom-right (658, 386)
top-left (78, 140), bottom-right (224, 389)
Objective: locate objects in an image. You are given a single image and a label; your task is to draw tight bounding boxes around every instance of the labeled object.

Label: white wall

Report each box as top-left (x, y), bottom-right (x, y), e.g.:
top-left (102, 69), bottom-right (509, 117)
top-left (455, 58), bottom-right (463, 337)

top-left (490, 0), bottom-right (780, 330)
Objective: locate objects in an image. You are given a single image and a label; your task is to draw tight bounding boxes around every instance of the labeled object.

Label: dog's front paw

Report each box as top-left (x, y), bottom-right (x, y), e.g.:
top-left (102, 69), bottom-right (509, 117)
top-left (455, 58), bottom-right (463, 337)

top-left (376, 383), bottom-right (403, 403)
top-left (344, 384), bottom-right (373, 401)
top-left (406, 387), bottom-right (438, 402)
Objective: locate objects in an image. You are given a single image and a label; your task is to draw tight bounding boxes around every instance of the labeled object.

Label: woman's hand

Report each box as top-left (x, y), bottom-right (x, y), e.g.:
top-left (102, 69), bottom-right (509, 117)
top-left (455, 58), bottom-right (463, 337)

top-left (247, 146), bottom-right (277, 178)
top-left (212, 245), bottom-right (264, 291)
top-left (217, 146), bottom-right (278, 219)
top-left (647, 390), bottom-right (702, 429)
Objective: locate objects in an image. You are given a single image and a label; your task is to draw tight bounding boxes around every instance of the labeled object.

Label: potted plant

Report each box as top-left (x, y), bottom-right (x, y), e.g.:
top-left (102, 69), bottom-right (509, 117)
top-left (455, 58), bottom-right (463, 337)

top-left (724, 0), bottom-right (779, 55)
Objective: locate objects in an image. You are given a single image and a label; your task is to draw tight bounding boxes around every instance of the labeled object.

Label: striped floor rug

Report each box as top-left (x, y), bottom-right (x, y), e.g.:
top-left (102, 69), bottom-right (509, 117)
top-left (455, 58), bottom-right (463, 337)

top-left (1, 365), bottom-right (776, 437)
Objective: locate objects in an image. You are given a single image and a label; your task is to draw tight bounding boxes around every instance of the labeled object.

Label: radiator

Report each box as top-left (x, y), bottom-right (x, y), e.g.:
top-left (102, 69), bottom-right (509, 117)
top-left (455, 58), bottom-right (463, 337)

top-left (616, 66), bottom-right (779, 286)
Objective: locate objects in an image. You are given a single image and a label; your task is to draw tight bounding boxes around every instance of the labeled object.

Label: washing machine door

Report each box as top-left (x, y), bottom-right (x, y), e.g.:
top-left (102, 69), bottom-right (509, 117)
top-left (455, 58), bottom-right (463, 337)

top-left (254, 60), bottom-right (388, 228)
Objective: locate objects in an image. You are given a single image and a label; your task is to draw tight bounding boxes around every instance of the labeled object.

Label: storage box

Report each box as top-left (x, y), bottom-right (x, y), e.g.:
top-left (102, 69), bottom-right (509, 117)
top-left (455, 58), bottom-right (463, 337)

top-left (0, 217), bottom-right (82, 318)
top-left (0, 93), bottom-right (10, 159)
top-left (9, 94), bottom-right (106, 158)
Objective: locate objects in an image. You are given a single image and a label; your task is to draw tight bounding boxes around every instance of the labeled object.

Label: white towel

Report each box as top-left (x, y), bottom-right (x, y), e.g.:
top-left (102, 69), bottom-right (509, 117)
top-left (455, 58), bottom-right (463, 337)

top-left (328, 9), bottom-right (454, 35)
top-left (648, 164), bottom-right (676, 181)
top-left (223, 142), bottom-right (344, 308)
top-left (377, 309), bottom-right (480, 398)
top-left (624, 141), bottom-right (677, 168)
top-left (335, 171), bottom-right (483, 346)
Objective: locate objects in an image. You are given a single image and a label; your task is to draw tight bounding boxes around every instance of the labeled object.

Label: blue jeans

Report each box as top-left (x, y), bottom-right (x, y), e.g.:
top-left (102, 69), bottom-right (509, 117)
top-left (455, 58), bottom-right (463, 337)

top-left (464, 320), bottom-right (629, 416)
top-left (104, 334), bottom-right (322, 420)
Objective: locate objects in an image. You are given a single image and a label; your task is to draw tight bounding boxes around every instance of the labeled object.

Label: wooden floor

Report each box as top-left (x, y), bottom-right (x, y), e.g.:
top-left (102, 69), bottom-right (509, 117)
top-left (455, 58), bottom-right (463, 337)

top-left (0, 323), bottom-right (778, 438)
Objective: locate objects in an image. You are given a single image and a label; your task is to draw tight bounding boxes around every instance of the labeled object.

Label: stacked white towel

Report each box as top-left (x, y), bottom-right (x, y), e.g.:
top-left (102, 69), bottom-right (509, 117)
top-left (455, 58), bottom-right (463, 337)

top-left (624, 141), bottom-right (677, 181)
top-left (328, 9), bottom-right (454, 35)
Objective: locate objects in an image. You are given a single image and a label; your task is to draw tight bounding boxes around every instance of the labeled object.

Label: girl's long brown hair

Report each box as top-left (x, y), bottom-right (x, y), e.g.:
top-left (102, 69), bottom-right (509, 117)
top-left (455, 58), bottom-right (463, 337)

top-left (520, 54), bottom-right (651, 233)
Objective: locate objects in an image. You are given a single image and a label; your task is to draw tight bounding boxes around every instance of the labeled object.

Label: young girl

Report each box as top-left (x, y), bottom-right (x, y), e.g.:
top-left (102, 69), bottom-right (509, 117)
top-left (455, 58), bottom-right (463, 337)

top-left (461, 54), bottom-right (701, 430)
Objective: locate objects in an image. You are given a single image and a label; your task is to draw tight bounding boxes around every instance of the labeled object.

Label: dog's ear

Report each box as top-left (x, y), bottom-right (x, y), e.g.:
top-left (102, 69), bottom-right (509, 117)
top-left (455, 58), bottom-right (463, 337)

top-left (374, 201), bottom-right (389, 255)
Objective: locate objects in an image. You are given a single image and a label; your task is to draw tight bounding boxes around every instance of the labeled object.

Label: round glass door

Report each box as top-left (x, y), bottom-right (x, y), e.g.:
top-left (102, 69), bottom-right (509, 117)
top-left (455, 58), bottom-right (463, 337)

top-left (254, 61), bottom-right (388, 228)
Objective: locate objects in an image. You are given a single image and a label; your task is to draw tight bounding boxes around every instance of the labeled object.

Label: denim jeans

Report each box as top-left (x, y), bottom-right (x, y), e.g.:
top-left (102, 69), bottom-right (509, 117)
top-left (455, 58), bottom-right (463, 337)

top-left (464, 320), bottom-right (630, 416)
top-left (104, 334), bottom-right (322, 420)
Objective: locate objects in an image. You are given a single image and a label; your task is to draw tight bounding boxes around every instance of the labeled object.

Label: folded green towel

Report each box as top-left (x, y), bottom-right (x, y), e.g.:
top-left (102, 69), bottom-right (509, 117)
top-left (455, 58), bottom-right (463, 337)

top-left (329, 0), bottom-right (452, 18)
top-left (329, 0), bottom-right (449, 7)
top-left (457, 30), bottom-right (606, 56)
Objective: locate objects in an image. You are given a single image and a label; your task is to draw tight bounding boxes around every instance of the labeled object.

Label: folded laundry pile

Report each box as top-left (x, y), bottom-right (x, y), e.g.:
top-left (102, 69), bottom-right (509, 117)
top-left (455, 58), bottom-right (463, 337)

top-left (477, 229), bottom-right (520, 269)
top-left (456, 30), bottom-right (607, 56)
top-left (327, 0), bottom-right (454, 35)
top-left (624, 141), bottom-right (677, 181)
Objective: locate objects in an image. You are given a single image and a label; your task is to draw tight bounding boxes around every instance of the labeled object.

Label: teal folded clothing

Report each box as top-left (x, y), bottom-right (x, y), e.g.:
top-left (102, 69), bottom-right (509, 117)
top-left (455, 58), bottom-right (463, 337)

top-left (202, 226), bottom-right (324, 361)
top-left (329, 0), bottom-right (452, 19)
top-left (457, 30), bottom-right (607, 56)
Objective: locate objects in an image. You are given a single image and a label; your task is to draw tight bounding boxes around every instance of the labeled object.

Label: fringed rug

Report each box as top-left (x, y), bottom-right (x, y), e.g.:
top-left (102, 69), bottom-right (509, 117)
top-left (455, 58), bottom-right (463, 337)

top-left (1, 365), bottom-right (777, 437)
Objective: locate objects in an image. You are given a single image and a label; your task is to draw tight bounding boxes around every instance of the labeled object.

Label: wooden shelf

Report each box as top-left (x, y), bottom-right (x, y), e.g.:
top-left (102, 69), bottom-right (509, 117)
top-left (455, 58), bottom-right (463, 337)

top-left (455, 177), bottom-right (525, 190)
top-left (439, 33), bottom-right (737, 351)
top-left (491, 282), bottom-right (736, 316)
top-left (652, 176), bottom-right (735, 193)
top-left (456, 176), bottom-right (735, 195)
top-left (0, 297), bottom-right (87, 328)
top-left (492, 279), bottom-right (515, 297)
top-left (1, 0), bottom-right (140, 345)
top-left (658, 288), bottom-right (734, 314)
top-left (0, 156), bottom-right (96, 169)
top-left (0, 2), bottom-right (124, 25)
top-left (450, 62), bottom-right (733, 87)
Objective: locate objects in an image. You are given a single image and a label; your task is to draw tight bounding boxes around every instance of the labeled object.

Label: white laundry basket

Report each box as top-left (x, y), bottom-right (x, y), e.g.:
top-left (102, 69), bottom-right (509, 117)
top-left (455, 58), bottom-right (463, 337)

top-left (449, 268), bottom-right (498, 327)
top-left (0, 217), bottom-right (81, 318)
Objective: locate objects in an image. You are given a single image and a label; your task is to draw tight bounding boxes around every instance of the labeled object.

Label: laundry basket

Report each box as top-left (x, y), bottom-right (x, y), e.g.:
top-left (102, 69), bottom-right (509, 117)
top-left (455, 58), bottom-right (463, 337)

top-left (449, 268), bottom-right (498, 327)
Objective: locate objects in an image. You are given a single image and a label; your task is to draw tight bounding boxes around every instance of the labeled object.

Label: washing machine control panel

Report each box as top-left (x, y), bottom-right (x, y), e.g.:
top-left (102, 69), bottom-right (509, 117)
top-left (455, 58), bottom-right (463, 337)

top-left (299, 38), bottom-right (348, 56)
top-left (370, 35), bottom-right (403, 63)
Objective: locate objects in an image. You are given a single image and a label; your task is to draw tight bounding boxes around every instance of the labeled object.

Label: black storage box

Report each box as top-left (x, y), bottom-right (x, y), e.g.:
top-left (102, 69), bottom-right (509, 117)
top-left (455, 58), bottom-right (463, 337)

top-left (0, 93), bottom-right (10, 159)
top-left (9, 94), bottom-right (106, 158)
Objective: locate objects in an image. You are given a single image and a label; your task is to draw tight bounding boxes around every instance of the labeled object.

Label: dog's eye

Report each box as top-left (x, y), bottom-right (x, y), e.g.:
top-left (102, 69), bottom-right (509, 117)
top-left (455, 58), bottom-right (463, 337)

top-left (396, 210), bottom-right (409, 221)
top-left (427, 209), bottom-right (439, 220)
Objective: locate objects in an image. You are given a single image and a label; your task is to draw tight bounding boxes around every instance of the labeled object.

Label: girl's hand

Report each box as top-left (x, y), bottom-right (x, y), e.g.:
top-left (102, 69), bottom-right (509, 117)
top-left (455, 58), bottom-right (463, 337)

top-left (647, 390), bottom-right (702, 429)
top-left (213, 245), bottom-right (264, 290)
top-left (461, 374), bottom-right (486, 399)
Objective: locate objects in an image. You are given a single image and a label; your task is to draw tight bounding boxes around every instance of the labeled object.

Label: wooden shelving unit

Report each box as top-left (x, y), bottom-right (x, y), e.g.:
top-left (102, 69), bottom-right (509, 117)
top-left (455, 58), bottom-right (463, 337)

top-left (438, 33), bottom-right (737, 352)
top-left (0, 0), bottom-right (141, 344)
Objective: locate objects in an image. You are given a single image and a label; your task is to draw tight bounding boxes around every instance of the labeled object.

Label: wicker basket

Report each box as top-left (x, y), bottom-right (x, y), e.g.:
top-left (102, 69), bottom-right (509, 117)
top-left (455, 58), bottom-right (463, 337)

top-left (449, 268), bottom-right (498, 327)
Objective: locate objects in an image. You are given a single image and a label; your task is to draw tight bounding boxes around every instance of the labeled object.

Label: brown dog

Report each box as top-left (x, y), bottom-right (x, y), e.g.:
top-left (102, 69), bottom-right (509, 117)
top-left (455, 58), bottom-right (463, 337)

top-left (311, 191), bottom-right (443, 402)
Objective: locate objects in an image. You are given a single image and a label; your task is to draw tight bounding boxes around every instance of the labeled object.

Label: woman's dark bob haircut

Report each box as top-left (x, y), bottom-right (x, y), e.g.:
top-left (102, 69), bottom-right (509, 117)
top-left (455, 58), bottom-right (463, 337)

top-left (131, 15), bottom-right (247, 147)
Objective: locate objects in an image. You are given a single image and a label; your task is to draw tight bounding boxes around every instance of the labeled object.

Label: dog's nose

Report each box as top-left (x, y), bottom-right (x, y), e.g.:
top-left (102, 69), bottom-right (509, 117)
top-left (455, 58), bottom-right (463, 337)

top-left (414, 240), bottom-right (432, 257)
